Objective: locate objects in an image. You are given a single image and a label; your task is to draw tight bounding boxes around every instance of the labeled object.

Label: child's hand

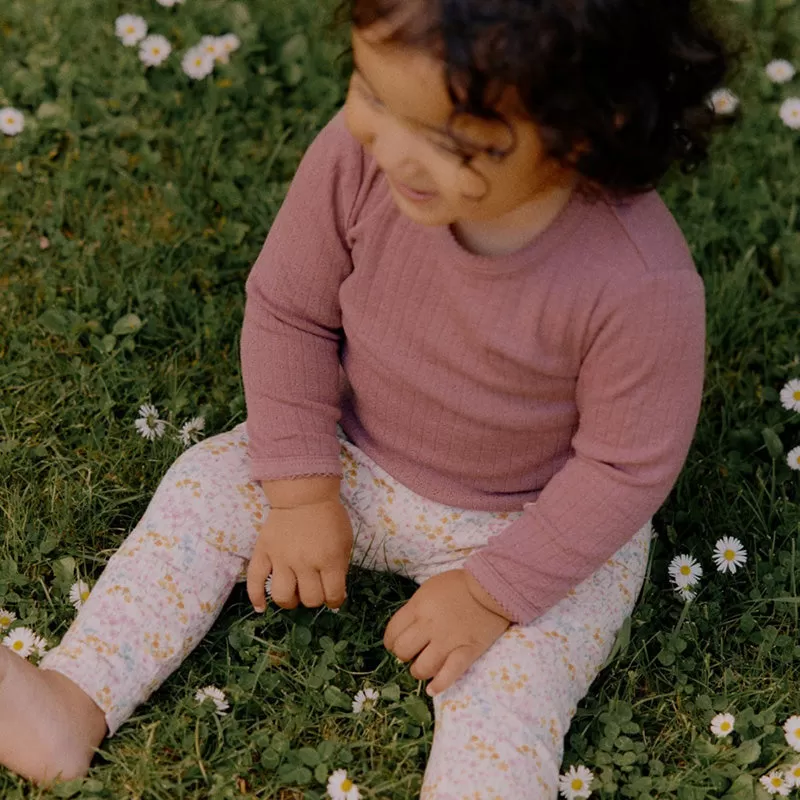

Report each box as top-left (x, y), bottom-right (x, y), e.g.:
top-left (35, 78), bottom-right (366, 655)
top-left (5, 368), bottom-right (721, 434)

top-left (246, 498), bottom-right (352, 613)
top-left (383, 569), bottom-right (512, 697)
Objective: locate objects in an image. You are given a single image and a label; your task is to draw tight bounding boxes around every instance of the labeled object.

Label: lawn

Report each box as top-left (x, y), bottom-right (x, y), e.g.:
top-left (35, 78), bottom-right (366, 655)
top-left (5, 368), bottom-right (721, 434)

top-left (1, 0), bottom-right (800, 797)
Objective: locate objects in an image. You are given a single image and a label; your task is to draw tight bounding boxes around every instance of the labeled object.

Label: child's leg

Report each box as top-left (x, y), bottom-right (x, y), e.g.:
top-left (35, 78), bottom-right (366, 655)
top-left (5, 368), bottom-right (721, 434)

top-left (337, 437), bottom-right (651, 797)
top-left (38, 424), bottom-right (267, 734)
top-left (419, 524), bottom-right (652, 800)
top-left (0, 424), bottom-right (269, 783)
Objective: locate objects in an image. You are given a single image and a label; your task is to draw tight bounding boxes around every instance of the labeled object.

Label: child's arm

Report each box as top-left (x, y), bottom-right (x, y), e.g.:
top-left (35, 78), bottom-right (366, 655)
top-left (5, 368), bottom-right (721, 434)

top-left (240, 112), bottom-right (365, 484)
top-left (463, 269), bottom-right (706, 625)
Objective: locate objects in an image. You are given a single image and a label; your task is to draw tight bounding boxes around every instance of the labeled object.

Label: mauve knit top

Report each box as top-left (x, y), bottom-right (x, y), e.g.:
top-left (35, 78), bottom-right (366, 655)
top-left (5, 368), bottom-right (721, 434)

top-left (240, 111), bottom-right (706, 625)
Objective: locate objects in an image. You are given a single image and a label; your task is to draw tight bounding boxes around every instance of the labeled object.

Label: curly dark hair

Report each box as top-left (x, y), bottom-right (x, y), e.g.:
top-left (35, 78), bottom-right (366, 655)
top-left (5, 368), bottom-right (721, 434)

top-left (344, 0), bottom-right (729, 195)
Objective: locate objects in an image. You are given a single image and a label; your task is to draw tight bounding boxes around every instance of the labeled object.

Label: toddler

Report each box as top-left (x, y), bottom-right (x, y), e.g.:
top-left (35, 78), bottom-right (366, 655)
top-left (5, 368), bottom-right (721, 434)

top-left (0, 0), bottom-right (727, 796)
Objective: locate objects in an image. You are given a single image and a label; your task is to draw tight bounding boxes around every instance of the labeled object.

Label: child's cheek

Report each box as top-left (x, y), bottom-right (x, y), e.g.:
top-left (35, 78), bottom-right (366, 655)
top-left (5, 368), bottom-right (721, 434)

top-left (454, 161), bottom-right (492, 207)
top-left (343, 92), bottom-right (372, 152)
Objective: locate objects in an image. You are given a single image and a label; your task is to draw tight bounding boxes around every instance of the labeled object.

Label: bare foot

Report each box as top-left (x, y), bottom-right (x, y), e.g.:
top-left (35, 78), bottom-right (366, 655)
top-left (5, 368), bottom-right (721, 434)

top-left (0, 646), bottom-right (107, 784)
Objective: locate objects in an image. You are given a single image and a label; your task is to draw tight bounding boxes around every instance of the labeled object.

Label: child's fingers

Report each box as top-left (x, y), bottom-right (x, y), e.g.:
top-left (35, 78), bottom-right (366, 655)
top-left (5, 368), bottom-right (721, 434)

top-left (409, 641), bottom-right (444, 680)
top-left (320, 568), bottom-right (347, 609)
top-left (393, 623), bottom-right (432, 666)
top-left (295, 569), bottom-right (326, 608)
top-left (270, 565), bottom-right (299, 609)
top-left (426, 647), bottom-right (476, 697)
top-left (383, 601), bottom-right (416, 652)
top-left (246, 549), bottom-right (272, 612)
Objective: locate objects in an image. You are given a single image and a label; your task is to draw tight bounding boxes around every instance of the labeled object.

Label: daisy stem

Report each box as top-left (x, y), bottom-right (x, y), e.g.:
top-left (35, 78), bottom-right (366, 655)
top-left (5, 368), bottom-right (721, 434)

top-left (672, 595), bottom-right (693, 635)
top-left (194, 719), bottom-right (207, 781)
top-left (790, 539), bottom-right (798, 627)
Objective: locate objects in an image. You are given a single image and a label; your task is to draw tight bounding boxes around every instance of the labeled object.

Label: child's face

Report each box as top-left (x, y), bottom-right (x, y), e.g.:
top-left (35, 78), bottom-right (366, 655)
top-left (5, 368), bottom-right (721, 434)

top-left (344, 26), bottom-right (573, 229)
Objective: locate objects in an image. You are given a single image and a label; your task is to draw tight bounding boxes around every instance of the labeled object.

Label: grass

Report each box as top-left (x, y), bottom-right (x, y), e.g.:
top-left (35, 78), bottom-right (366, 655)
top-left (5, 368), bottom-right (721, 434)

top-left (1, 0), bottom-right (800, 797)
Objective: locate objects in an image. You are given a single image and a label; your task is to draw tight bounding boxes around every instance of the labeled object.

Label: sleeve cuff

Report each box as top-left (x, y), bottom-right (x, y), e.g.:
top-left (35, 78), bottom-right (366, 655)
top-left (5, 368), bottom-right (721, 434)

top-left (463, 554), bottom-right (542, 626)
top-left (248, 455), bottom-right (343, 483)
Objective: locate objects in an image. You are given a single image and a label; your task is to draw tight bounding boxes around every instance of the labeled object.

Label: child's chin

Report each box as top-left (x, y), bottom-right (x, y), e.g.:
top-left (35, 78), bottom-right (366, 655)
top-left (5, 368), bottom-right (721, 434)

top-left (391, 193), bottom-right (453, 227)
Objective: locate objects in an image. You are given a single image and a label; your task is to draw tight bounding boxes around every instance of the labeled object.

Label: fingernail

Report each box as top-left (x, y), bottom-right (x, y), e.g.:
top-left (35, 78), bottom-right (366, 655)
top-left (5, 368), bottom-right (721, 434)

top-left (254, 605), bottom-right (265, 614)
top-left (426, 686), bottom-right (436, 697)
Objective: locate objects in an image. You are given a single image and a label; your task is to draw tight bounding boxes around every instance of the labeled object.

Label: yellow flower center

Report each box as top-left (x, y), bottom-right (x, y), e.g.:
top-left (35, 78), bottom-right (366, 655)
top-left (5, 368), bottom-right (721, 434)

top-left (81, 590), bottom-right (90, 601)
top-left (724, 549), bottom-right (735, 561)
top-left (340, 779), bottom-right (353, 791)
top-left (795, 454), bottom-right (800, 465)
top-left (571, 779), bottom-right (584, 790)
top-left (153, 48), bottom-right (161, 55)
top-left (194, 58), bottom-right (203, 66)
top-left (795, 726), bottom-right (800, 737)
top-left (721, 721), bottom-right (731, 731)
top-left (5, 117), bottom-right (13, 125)
top-left (680, 565), bottom-right (691, 575)
top-left (126, 26), bottom-right (135, 33)
top-left (793, 390), bottom-right (800, 401)
top-left (12, 640), bottom-right (23, 651)
top-left (771, 777), bottom-right (782, 787)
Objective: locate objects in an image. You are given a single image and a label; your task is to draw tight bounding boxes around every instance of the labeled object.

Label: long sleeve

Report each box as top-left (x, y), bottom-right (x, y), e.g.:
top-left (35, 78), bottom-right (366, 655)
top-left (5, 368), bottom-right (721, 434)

top-left (463, 270), bottom-right (706, 625)
top-left (240, 114), bottom-right (365, 481)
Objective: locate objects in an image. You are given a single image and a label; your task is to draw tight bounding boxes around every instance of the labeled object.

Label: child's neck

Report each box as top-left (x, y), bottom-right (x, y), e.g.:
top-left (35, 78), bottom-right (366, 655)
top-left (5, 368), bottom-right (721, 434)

top-left (452, 173), bottom-right (579, 258)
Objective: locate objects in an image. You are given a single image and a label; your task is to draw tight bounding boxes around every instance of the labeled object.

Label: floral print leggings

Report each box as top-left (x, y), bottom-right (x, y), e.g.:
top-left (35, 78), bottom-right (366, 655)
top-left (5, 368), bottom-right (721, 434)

top-left (41, 423), bottom-right (652, 799)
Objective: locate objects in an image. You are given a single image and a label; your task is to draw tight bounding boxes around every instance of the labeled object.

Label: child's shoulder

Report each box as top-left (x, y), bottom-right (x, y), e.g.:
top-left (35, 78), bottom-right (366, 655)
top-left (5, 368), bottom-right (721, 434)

top-left (300, 110), bottom-right (386, 228)
top-left (590, 191), bottom-right (697, 281)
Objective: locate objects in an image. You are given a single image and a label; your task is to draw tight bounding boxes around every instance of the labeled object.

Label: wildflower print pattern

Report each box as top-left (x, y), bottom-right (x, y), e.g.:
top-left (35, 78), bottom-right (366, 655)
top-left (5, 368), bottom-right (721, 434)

top-left (41, 424), bottom-right (651, 796)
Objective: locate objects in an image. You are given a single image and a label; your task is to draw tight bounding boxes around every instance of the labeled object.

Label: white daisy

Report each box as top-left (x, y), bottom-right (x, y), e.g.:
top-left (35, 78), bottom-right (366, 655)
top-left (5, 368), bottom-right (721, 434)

top-left (787, 446), bottom-right (800, 471)
top-left (709, 88), bottom-right (739, 115)
top-left (69, 580), bottom-right (91, 610)
top-left (0, 608), bottom-right (16, 630)
top-left (199, 35), bottom-right (225, 61)
top-left (194, 685), bottom-right (229, 715)
top-left (352, 687), bottom-right (379, 714)
top-left (156, 0), bottom-right (185, 6)
top-left (785, 762), bottom-right (800, 787)
top-left (675, 584), bottom-right (696, 602)
top-left (181, 46), bottom-right (215, 80)
top-left (780, 379), bottom-right (800, 412)
top-left (766, 60), bottom-right (796, 84)
top-left (0, 107), bottom-right (25, 136)
top-left (211, 33), bottom-right (241, 64)
top-left (139, 34), bottom-right (172, 67)
top-left (784, 716), bottom-right (800, 751)
top-left (327, 768), bottom-right (360, 800)
top-left (178, 416), bottom-right (205, 446)
top-left (779, 98), bottom-right (800, 130)
top-left (2, 626), bottom-right (37, 658)
top-left (30, 633), bottom-right (49, 658)
top-left (218, 33), bottom-right (241, 56)
top-left (115, 14), bottom-right (148, 47)
top-left (558, 764), bottom-right (595, 799)
top-left (668, 554), bottom-right (703, 588)
top-left (710, 712), bottom-right (735, 737)
top-left (134, 403), bottom-right (166, 440)
top-left (760, 771), bottom-right (791, 796)
top-left (712, 537), bottom-right (748, 574)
